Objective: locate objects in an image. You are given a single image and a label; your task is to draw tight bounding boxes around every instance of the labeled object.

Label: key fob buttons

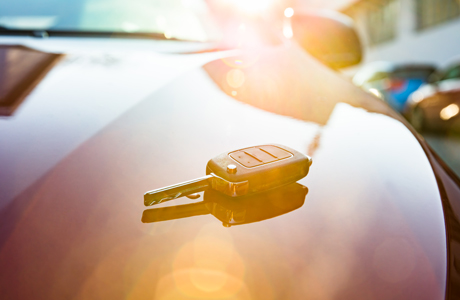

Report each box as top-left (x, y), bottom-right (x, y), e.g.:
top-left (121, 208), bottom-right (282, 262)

top-left (206, 144), bottom-right (312, 196)
top-left (229, 145), bottom-right (293, 168)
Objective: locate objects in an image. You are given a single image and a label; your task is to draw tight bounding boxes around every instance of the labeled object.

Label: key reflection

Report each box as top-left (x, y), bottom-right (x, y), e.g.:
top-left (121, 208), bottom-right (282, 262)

top-left (141, 183), bottom-right (308, 227)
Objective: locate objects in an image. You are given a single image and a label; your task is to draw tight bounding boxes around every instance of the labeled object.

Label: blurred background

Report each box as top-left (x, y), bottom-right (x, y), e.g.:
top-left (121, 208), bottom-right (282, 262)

top-left (298, 0), bottom-right (460, 177)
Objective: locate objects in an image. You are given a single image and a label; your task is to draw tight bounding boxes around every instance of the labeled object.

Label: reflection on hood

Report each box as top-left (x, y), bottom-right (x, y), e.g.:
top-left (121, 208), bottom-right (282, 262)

top-left (142, 183), bottom-right (308, 227)
top-left (0, 45), bottom-right (62, 116)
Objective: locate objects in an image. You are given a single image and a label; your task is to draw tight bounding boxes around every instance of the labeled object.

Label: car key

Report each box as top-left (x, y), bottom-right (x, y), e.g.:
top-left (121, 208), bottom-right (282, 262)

top-left (142, 182), bottom-right (308, 227)
top-left (144, 144), bottom-right (312, 206)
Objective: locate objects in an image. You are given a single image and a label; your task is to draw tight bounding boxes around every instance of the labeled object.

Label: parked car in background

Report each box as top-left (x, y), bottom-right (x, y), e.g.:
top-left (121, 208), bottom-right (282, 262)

top-left (353, 61), bottom-right (436, 112)
top-left (406, 60), bottom-right (460, 132)
top-left (1, 1), bottom-right (460, 300)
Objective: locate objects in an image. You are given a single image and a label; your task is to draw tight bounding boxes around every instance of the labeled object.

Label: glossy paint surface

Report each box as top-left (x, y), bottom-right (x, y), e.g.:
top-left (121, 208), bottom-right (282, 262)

top-left (0, 41), bottom-right (448, 299)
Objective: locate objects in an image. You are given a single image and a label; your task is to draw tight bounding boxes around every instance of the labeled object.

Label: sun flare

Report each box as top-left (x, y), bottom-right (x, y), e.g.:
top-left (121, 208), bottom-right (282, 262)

top-left (223, 0), bottom-right (275, 14)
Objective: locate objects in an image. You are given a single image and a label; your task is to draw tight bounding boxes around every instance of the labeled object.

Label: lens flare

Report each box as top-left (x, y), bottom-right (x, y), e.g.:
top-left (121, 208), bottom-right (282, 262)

top-left (162, 222), bottom-right (247, 299)
top-left (284, 7), bottom-right (294, 18)
top-left (164, 31), bottom-right (172, 39)
top-left (283, 22), bottom-right (293, 38)
top-left (230, 0), bottom-right (273, 14)
top-left (221, 55), bottom-right (259, 69)
top-left (155, 269), bottom-right (249, 299)
top-left (227, 69), bottom-right (246, 88)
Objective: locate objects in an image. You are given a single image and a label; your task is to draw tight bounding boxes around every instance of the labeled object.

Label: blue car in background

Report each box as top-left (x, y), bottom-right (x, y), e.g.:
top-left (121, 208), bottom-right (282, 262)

top-left (353, 61), bottom-right (436, 112)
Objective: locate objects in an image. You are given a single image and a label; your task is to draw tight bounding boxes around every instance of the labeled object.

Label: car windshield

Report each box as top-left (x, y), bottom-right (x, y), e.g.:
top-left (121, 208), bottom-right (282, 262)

top-left (0, 0), bottom-right (220, 41)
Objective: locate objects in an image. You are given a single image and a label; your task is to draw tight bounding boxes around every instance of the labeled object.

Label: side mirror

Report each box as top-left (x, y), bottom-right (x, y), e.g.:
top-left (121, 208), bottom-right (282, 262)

top-left (291, 10), bottom-right (362, 69)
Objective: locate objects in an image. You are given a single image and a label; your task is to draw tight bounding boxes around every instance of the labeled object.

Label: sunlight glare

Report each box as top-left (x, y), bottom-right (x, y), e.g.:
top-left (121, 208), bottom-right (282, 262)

top-left (121, 22), bottom-right (139, 32)
top-left (164, 31), bottom-right (172, 39)
top-left (156, 16), bottom-right (166, 30)
top-left (227, 69), bottom-right (246, 88)
top-left (283, 23), bottom-right (293, 38)
top-left (284, 7), bottom-right (294, 18)
top-left (227, 0), bottom-right (274, 14)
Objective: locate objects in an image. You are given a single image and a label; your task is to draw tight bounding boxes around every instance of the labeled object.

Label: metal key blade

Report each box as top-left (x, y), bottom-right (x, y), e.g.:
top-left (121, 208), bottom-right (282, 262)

top-left (144, 175), bottom-right (213, 206)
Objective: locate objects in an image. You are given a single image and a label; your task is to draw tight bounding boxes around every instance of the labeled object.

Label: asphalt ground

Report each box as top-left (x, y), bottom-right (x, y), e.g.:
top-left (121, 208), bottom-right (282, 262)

top-left (424, 133), bottom-right (460, 178)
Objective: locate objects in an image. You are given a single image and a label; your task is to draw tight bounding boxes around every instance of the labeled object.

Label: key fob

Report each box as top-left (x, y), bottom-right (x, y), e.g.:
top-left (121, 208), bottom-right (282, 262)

top-left (144, 144), bottom-right (312, 206)
top-left (206, 144), bottom-right (312, 196)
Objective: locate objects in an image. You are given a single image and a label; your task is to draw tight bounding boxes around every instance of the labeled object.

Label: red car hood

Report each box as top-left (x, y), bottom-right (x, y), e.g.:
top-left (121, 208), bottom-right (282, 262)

top-left (0, 40), bottom-right (446, 299)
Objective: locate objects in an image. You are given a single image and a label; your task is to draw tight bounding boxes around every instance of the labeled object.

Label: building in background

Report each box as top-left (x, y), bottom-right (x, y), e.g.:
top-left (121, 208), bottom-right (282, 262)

top-left (342, 0), bottom-right (460, 68)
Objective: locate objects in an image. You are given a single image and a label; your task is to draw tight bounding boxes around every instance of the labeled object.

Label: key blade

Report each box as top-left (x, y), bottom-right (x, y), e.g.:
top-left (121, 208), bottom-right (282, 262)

top-left (144, 175), bottom-right (213, 206)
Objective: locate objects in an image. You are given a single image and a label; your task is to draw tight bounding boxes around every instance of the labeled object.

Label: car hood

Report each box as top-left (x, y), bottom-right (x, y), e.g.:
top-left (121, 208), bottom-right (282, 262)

top-left (0, 40), bottom-right (446, 299)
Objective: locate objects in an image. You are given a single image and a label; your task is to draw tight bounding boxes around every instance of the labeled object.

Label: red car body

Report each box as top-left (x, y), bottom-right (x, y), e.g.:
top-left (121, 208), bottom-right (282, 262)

top-left (1, 22), bottom-right (460, 300)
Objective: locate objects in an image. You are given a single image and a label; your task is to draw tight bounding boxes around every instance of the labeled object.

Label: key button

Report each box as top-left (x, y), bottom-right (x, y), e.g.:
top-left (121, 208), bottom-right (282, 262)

top-left (258, 146), bottom-right (292, 160)
top-left (227, 164), bottom-right (237, 174)
top-left (230, 150), bottom-right (262, 167)
top-left (229, 146), bottom-right (293, 168)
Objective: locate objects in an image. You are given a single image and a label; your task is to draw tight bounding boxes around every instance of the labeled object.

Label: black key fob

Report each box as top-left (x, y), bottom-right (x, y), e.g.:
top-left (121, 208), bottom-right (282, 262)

top-left (144, 144), bottom-right (312, 206)
top-left (206, 144), bottom-right (312, 195)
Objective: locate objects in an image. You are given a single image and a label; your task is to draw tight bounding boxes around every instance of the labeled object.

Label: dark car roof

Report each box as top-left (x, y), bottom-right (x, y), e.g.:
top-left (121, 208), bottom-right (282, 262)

top-left (0, 41), bottom-right (448, 299)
